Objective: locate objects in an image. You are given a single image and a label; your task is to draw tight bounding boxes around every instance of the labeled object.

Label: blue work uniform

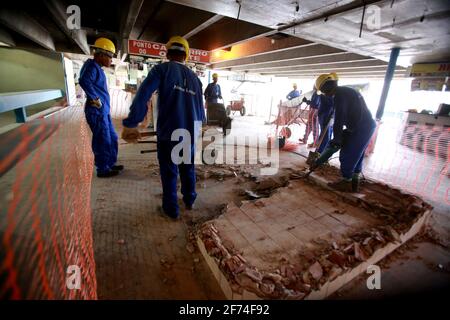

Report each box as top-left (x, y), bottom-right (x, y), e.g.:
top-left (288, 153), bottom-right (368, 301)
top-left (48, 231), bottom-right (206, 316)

top-left (317, 94), bottom-right (334, 153)
top-left (79, 59), bottom-right (118, 174)
top-left (204, 82), bottom-right (222, 104)
top-left (332, 86), bottom-right (376, 179)
top-left (123, 61), bottom-right (205, 218)
top-left (286, 89), bottom-right (301, 100)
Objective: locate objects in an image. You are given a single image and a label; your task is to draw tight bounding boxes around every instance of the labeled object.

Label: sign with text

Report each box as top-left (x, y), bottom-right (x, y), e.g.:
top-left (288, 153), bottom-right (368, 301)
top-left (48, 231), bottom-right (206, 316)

top-left (128, 39), bottom-right (210, 64)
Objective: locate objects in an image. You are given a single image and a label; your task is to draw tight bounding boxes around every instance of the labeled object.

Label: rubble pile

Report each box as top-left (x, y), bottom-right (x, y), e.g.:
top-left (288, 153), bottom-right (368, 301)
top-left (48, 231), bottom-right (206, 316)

top-left (198, 174), bottom-right (433, 299)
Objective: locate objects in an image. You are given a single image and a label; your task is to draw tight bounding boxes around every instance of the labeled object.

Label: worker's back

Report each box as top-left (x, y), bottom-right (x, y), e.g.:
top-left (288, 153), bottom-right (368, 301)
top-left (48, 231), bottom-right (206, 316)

top-left (156, 61), bottom-right (205, 141)
top-left (334, 86), bottom-right (373, 132)
top-left (123, 61), bottom-right (205, 141)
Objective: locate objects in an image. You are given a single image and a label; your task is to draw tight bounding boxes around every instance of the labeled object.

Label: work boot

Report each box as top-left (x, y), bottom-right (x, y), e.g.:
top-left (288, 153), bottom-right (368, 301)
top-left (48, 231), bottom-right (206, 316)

top-left (185, 203), bottom-right (194, 211)
top-left (97, 170), bottom-right (120, 178)
top-left (112, 165), bottom-right (124, 171)
top-left (158, 205), bottom-right (179, 221)
top-left (352, 173), bottom-right (361, 193)
top-left (328, 179), bottom-right (352, 192)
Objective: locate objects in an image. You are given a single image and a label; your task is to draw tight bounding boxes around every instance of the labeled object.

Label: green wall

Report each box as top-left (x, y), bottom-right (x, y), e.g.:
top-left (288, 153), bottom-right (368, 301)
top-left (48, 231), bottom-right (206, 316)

top-left (0, 47), bottom-right (66, 125)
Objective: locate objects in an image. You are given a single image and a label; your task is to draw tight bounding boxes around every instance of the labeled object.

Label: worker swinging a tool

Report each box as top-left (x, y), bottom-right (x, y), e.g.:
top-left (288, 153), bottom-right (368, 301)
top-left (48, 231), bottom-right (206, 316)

top-left (79, 37), bottom-right (124, 178)
top-left (204, 73), bottom-right (222, 106)
top-left (299, 85), bottom-right (320, 147)
top-left (121, 36), bottom-right (205, 220)
top-left (311, 73), bottom-right (376, 192)
top-left (286, 83), bottom-right (301, 100)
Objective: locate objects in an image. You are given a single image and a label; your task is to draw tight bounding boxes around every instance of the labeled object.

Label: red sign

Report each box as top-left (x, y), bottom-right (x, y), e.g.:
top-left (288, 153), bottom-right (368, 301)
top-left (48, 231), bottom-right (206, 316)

top-left (128, 39), bottom-right (210, 64)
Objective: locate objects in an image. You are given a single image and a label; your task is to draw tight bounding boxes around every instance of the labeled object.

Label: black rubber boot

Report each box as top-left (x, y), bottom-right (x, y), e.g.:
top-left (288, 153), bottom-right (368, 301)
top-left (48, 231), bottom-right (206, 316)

top-left (97, 170), bottom-right (120, 178)
top-left (352, 173), bottom-right (361, 193)
top-left (328, 179), bottom-right (353, 192)
top-left (112, 165), bottom-right (124, 171)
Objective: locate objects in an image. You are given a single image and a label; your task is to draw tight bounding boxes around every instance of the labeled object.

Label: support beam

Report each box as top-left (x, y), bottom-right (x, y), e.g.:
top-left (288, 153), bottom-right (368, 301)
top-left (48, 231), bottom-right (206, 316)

top-left (240, 60), bottom-right (388, 73)
top-left (184, 14), bottom-right (223, 39)
top-left (212, 44), bottom-right (344, 69)
top-left (229, 54), bottom-right (376, 71)
top-left (376, 47), bottom-right (401, 120)
top-left (0, 27), bottom-right (15, 47)
top-left (121, 0), bottom-right (144, 39)
top-left (260, 66), bottom-right (405, 75)
top-left (45, 0), bottom-right (89, 54)
top-left (0, 9), bottom-right (55, 51)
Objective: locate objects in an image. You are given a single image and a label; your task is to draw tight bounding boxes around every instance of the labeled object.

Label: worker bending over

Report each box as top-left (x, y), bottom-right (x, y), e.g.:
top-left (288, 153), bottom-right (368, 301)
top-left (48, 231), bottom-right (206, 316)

top-left (313, 73), bottom-right (376, 192)
top-left (300, 86), bottom-right (320, 147)
top-left (79, 38), bottom-right (123, 178)
top-left (122, 36), bottom-right (205, 219)
top-left (204, 73), bottom-right (222, 106)
top-left (286, 83), bottom-right (301, 100)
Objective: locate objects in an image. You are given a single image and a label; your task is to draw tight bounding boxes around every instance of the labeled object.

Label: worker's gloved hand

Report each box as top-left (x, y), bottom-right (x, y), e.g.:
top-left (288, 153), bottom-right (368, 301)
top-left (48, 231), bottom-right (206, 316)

top-left (121, 127), bottom-right (141, 143)
top-left (302, 97), bottom-right (309, 104)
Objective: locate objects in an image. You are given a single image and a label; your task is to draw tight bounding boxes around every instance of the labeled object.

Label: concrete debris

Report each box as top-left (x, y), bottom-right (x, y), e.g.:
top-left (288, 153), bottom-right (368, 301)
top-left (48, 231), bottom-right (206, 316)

top-left (308, 262), bottom-right (323, 281)
top-left (117, 239), bottom-right (125, 244)
top-left (186, 243), bottom-right (195, 254)
top-left (354, 242), bottom-right (369, 261)
top-left (244, 190), bottom-right (262, 199)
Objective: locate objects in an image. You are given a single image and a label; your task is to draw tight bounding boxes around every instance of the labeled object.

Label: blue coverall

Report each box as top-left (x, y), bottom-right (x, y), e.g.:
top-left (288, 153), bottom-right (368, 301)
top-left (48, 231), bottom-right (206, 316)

top-left (317, 95), bottom-right (334, 153)
top-left (204, 82), bottom-right (222, 104)
top-left (123, 61), bottom-right (205, 218)
top-left (79, 59), bottom-right (118, 174)
top-left (332, 86), bottom-right (376, 179)
top-left (286, 89), bottom-right (301, 100)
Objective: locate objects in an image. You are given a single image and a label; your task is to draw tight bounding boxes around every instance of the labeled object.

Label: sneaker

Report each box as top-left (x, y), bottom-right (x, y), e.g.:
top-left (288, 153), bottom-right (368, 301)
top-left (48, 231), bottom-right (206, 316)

top-left (97, 170), bottom-right (120, 178)
top-left (328, 179), bottom-right (353, 192)
top-left (112, 165), bottom-right (124, 171)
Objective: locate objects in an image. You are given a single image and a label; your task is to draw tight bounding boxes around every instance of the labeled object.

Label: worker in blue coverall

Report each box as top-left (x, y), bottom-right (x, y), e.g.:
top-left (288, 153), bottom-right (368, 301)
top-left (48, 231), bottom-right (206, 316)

top-left (286, 83), bottom-right (301, 100)
top-left (312, 73), bottom-right (376, 192)
top-left (316, 93), bottom-right (334, 154)
top-left (204, 73), bottom-right (222, 106)
top-left (300, 87), bottom-right (320, 147)
top-left (121, 36), bottom-right (205, 220)
top-left (79, 38), bottom-right (123, 178)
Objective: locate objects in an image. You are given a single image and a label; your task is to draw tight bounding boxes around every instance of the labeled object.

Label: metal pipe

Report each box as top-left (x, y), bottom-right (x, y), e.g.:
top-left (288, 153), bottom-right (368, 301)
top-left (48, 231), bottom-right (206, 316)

top-left (376, 47), bottom-right (400, 120)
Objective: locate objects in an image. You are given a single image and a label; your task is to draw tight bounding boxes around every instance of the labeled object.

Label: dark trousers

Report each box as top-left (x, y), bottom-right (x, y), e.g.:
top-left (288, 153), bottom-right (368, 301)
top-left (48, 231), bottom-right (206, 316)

top-left (339, 119), bottom-right (376, 179)
top-left (157, 140), bottom-right (197, 217)
top-left (85, 111), bottom-right (118, 174)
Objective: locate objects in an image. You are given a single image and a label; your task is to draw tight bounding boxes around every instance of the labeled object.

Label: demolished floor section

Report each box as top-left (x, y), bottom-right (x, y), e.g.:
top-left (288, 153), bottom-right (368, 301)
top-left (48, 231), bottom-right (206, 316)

top-left (197, 165), bottom-right (433, 300)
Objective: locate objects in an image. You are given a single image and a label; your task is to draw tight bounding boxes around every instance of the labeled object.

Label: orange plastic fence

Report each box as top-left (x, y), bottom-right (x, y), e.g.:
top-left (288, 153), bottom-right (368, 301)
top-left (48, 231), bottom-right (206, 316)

top-left (0, 106), bottom-right (97, 299)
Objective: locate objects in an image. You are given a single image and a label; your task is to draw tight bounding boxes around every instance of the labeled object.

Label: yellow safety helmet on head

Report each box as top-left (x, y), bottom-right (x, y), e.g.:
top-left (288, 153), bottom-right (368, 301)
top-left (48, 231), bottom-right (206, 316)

top-left (166, 36), bottom-right (190, 61)
top-left (212, 73), bottom-right (218, 78)
top-left (92, 37), bottom-right (116, 55)
top-left (293, 83), bottom-right (297, 87)
top-left (315, 72), bottom-right (338, 91)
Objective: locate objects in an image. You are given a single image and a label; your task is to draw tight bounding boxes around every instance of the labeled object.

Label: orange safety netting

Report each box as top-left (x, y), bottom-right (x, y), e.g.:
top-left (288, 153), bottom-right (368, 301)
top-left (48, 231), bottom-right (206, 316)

top-left (0, 106), bottom-right (97, 299)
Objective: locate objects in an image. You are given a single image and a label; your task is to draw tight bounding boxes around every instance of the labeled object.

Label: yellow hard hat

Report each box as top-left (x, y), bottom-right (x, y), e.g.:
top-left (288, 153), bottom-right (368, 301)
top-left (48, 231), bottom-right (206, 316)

top-left (166, 36), bottom-right (190, 60)
top-left (92, 37), bottom-right (116, 55)
top-left (315, 72), bottom-right (338, 91)
top-left (212, 73), bottom-right (218, 78)
top-left (293, 83), bottom-right (297, 87)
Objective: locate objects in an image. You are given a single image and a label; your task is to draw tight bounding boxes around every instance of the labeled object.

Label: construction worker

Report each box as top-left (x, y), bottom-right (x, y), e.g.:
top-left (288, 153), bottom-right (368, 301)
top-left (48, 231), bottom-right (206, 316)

top-left (312, 73), bottom-right (376, 192)
top-left (300, 86), bottom-right (320, 147)
top-left (286, 83), bottom-right (301, 100)
top-left (204, 73), bottom-right (222, 106)
top-left (79, 37), bottom-right (123, 178)
top-left (121, 36), bottom-right (205, 219)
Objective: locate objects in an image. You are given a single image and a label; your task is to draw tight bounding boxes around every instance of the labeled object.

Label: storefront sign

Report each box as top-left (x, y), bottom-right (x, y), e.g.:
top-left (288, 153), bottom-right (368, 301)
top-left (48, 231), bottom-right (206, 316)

top-left (408, 63), bottom-right (450, 77)
top-left (128, 39), bottom-right (210, 64)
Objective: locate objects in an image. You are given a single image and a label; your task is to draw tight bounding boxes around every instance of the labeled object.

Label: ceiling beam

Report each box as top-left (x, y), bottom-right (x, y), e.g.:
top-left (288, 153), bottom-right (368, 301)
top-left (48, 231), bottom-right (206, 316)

top-left (260, 66), bottom-right (405, 75)
top-left (0, 26), bottom-right (15, 47)
top-left (232, 59), bottom-right (385, 72)
top-left (229, 54), bottom-right (377, 71)
top-left (45, 0), bottom-right (89, 54)
top-left (183, 14), bottom-right (223, 39)
top-left (0, 9), bottom-right (55, 51)
top-left (119, 0), bottom-right (144, 54)
top-left (212, 44), bottom-right (345, 69)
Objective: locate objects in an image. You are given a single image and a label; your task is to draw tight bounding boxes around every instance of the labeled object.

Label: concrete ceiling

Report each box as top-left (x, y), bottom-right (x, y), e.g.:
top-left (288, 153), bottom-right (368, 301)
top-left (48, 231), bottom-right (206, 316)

top-left (0, 0), bottom-right (445, 79)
